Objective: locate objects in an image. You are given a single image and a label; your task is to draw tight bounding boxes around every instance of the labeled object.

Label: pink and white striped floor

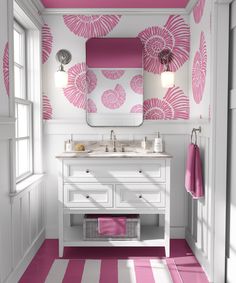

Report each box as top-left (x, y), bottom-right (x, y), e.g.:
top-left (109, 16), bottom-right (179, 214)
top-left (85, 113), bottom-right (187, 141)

top-left (19, 240), bottom-right (209, 283)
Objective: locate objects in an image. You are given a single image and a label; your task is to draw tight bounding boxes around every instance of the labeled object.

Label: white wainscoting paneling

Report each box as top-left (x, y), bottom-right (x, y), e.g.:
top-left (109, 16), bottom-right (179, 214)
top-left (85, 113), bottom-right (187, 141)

top-left (43, 120), bottom-right (210, 241)
top-left (185, 133), bottom-right (212, 279)
top-left (5, 178), bottom-right (45, 283)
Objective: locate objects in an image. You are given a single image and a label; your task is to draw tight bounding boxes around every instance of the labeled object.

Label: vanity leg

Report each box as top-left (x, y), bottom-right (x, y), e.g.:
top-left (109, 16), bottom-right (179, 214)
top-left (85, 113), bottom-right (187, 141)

top-left (59, 241), bottom-right (64, 258)
top-left (165, 243), bottom-right (170, 258)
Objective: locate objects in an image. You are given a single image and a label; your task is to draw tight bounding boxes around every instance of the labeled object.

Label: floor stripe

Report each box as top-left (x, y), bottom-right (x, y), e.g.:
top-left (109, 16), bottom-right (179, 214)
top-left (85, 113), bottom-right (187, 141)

top-left (45, 259), bottom-right (69, 283)
top-left (62, 259), bottom-right (85, 283)
top-left (150, 259), bottom-right (174, 283)
top-left (118, 260), bottom-right (136, 283)
top-left (81, 259), bottom-right (101, 283)
top-left (166, 258), bottom-right (183, 283)
top-left (99, 259), bottom-right (118, 283)
top-left (134, 259), bottom-right (155, 283)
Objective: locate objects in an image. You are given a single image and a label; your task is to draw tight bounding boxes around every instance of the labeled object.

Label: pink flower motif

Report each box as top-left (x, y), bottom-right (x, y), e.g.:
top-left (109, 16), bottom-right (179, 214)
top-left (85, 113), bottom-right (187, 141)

top-left (192, 32), bottom-right (207, 104)
top-left (63, 15), bottom-right (121, 38)
top-left (63, 63), bottom-right (97, 109)
top-left (164, 87), bottom-right (190, 119)
top-left (43, 95), bottom-right (52, 120)
top-left (130, 75), bottom-right (143, 94)
top-left (87, 98), bottom-right (97, 113)
top-left (3, 42), bottom-right (9, 96)
top-left (101, 70), bottom-right (125, 80)
top-left (130, 104), bottom-right (143, 113)
top-left (138, 15), bottom-right (190, 74)
top-left (143, 98), bottom-right (173, 120)
top-left (193, 0), bottom-right (205, 24)
top-left (42, 24), bottom-right (53, 64)
top-left (101, 84), bottom-right (126, 109)
top-left (144, 86), bottom-right (189, 120)
top-left (86, 69), bottom-right (97, 94)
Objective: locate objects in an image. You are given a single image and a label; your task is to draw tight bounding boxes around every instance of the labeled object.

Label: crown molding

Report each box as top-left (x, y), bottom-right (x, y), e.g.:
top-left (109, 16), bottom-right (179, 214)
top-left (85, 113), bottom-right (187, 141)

top-left (42, 7), bottom-right (188, 15)
top-left (31, 0), bottom-right (45, 13)
top-left (185, 0), bottom-right (198, 14)
top-left (14, 0), bottom-right (44, 27)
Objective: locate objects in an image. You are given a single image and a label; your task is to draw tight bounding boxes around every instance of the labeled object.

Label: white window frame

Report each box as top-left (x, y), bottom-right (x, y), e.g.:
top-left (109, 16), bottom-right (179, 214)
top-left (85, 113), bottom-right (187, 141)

top-left (14, 20), bottom-right (34, 183)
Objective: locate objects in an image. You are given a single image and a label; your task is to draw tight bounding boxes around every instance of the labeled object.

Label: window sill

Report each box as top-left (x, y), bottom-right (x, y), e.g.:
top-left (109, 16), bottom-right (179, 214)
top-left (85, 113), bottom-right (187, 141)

top-left (10, 174), bottom-right (44, 198)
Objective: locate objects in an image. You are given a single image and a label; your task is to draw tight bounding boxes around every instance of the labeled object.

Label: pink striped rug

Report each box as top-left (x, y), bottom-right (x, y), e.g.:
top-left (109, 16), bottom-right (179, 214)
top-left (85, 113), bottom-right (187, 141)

top-left (44, 258), bottom-right (182, 283)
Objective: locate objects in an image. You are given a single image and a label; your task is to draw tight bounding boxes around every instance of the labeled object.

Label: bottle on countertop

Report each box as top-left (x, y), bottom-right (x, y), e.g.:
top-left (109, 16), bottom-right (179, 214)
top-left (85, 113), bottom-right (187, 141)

top-left (153, 132), bottom-right (163, 153)
top-left (141, 136), bottom-right (147, 151)
top-left (65, 135), bottom-right (74, 152)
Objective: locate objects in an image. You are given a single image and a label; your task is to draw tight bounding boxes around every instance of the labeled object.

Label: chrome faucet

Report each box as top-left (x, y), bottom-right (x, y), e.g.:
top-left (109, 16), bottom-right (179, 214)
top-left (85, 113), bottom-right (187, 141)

top-left (110, 130), bottom-right (117, 152)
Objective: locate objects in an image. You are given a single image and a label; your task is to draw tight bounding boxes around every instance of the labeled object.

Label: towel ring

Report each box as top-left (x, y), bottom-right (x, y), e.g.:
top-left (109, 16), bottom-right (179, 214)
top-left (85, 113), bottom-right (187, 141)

top-left (191, 126), bottom-right (201, 145)
top-left (191, 129), bottom-right (198, 145)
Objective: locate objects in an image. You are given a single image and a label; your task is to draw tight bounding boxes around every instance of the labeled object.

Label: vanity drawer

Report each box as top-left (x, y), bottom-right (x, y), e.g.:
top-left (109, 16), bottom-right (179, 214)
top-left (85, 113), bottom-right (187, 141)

top-left (116, 183), bottom-right (165, 208)
top-left (64, 184), bottom-right (113, 208)
top-left (63, 160), bottom-right (166, 182)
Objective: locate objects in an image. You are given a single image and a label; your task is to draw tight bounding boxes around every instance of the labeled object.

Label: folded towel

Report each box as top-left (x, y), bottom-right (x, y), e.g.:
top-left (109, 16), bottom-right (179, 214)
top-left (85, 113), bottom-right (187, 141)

top-left (98, 217), bottom-right (126, 236)
top-left (185, 143), bottom-right (196, 193)
top-left (185, 143), bottom-right (204, 199)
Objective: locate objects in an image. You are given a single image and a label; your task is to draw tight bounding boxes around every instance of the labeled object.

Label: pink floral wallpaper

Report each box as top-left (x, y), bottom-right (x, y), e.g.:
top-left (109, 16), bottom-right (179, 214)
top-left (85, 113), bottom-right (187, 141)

top-left (190, 0), bottom-right (211, 119)
top-left (63, 63), bottom-right (97, 109)
top-left (3, 42), bottom-right (9, 96)
top-left (42, 14), bottom-right (190, 120)
top-left (138, 15), bottom-right (190, 74)
top-left (193, 0), bottom-right (205, 24)
top-left (143, 87), bottom-right (189, 120)
top-left (192, 32), bottom-right (207, 104)
top-left (42, 24), bottom-right (53, 64)
top-left (63, 15), bottom-right (121, 38)
top-left (43, 94), bottom-right (53, 119)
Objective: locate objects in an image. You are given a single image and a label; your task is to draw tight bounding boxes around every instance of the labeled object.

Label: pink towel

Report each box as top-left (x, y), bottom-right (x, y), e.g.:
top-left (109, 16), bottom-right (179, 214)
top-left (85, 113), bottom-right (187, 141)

top-left (185, 143), bottom-right (204, 199)
top-left (98, 217), bottom-right (126, 236)
top-left (185, 143), bottom-right (196, 193)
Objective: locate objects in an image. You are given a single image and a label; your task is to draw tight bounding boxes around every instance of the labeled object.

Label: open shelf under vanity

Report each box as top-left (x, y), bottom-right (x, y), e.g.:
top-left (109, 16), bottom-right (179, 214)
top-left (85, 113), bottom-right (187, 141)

top-left (64, 224), bottom-right (165, 247)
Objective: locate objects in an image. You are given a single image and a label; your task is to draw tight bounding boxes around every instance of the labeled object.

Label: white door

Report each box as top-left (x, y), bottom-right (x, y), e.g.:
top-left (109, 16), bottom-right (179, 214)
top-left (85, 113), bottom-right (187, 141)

top-left (226, 1), bottom-right (236, 282)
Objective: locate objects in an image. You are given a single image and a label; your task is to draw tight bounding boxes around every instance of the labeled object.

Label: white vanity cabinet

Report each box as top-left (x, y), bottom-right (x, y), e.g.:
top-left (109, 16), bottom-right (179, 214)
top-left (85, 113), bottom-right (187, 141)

top-left (57, 155), bottom-right (172, 257)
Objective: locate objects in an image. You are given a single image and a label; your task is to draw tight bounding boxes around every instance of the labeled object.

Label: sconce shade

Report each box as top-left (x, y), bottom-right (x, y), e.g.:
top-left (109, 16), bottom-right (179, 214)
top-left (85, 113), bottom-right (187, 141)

top-left (54, 69), bottom-right (68, 88)
top-left (54, 49), bottom-right (71, 88)
top-left (161, 71), bottom-right (175, 88)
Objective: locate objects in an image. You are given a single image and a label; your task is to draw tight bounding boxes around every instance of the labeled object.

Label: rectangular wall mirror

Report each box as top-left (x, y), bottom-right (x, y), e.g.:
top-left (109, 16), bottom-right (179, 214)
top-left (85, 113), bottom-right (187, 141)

top-left (86, 38), bottom-right (143, 127)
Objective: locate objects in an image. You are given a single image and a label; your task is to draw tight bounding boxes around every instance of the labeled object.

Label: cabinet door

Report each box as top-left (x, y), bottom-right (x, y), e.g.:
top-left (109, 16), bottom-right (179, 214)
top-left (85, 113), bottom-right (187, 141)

top-left (64, 184), bottom-right (113, 208)
top-left (116, 183), bottom-right (165, 208)
top-left (63, 159), bottom-right (166, 182)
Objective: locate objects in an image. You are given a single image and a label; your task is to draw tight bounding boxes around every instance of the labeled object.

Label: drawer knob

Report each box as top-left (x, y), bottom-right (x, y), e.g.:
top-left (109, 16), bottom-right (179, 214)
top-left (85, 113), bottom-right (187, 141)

top-left (86, 195), bottom-right (90, 199)
top-left (139, 170), bottom-right (142, 173)
top-left (86, 169), bottom-right (90, 173)
top-left (139, 195), bottom-right (142, 199)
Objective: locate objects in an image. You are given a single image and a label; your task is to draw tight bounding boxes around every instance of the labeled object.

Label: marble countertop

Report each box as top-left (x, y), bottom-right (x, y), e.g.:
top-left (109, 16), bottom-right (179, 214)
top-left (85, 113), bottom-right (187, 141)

top-left (56, 141), bottom-right (172, 159)
top-left (56, 150), bottom-right (172, 159)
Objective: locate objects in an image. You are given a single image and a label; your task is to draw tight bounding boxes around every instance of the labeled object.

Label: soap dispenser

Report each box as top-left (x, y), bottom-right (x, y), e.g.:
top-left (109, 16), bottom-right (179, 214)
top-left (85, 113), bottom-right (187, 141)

top-left (65, 134), bottom-right (74, 152)
top-left (153, 132), bottom-right (163, 153)
top-left (141, 136), bottom-right (147, 151)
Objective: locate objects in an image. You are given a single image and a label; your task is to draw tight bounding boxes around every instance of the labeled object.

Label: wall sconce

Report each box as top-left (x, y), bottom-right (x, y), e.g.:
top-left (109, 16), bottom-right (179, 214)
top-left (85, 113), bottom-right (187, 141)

top-left (158, 49), bottom-right (175, 88)
top-left (54, 49), bottom-right (72, 88)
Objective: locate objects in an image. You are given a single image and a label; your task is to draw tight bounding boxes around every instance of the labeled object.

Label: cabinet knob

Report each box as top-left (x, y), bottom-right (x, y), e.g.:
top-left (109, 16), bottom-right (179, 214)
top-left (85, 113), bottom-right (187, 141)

top-left (139, 195), bottom-right (142, 199)
top-left (139, 170), bottom-right (142, 173)
top-left (86, 169), bottom-right (90, 173)
top-left (86, 195), bottom-right (90, 199)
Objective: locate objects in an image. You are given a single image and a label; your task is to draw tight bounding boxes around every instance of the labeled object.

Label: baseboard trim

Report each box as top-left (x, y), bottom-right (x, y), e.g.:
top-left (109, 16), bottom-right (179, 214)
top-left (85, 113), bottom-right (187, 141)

top-left (170, 227), bottom-right (185, 238)
top-left (5, 229), bottom-right (45, 283)
top-left (185, 229), bottom-right (212, 282)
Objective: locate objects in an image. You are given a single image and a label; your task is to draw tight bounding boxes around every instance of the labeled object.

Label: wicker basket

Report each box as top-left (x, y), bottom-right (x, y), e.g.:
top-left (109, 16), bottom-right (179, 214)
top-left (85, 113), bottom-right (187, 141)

top-left (83, 214), bottom-right (140, 241)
